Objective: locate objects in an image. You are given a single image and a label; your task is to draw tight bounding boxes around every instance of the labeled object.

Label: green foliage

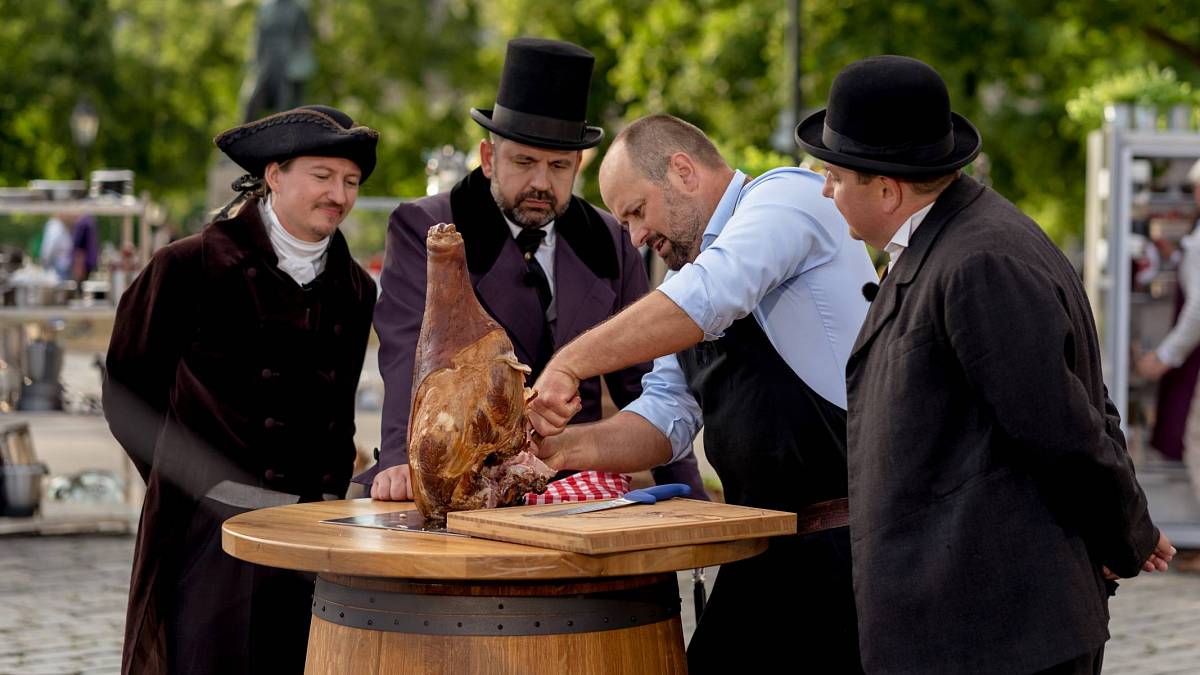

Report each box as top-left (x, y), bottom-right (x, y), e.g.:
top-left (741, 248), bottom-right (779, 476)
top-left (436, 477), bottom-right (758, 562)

top-left (1066, 65), bottom-right (1195, 128)
top-left (7, 0), bottom-right (1200, 248)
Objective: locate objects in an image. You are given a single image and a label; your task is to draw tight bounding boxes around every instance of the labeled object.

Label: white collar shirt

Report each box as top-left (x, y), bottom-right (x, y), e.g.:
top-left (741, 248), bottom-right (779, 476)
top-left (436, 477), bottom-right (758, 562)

top-left (885, 202), bottom-right (935, 273)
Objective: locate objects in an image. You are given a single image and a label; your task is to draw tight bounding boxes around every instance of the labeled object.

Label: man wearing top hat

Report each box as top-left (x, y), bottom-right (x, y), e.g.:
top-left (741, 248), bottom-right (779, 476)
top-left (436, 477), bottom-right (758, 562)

top-left (359, 37), bottom-right (706, 502)
top-left (796, 55), bottom-right (1175, 674)
top-left (104, 105), bottom-right (378, 675)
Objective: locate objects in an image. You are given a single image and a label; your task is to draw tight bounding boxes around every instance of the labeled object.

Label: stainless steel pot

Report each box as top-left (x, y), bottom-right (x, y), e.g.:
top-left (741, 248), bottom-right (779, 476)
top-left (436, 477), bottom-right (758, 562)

top-left (0, 463), bottom-right (48, 517)
top-left (25, 339), bottom-right (63, 383)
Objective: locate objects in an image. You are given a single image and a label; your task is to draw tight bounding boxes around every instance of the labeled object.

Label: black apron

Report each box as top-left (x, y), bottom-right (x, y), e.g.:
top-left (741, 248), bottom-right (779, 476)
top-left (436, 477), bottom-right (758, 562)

top-left (678, 314), bottom-right (862, 673)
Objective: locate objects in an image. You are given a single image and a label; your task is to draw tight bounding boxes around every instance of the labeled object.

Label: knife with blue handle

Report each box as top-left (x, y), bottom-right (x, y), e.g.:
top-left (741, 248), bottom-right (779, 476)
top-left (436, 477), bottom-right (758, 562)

top-left (529, 483), bottom-right (692, 517)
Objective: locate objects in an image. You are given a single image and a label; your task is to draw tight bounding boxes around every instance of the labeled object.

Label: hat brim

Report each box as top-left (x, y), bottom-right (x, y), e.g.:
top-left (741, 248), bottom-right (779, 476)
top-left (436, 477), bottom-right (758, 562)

top-left (471, 108), bottom-right (604, 151)
top-left (795, 109), bottom-right (981, 177)
top-left (215, 109), bottom-right (379, 182)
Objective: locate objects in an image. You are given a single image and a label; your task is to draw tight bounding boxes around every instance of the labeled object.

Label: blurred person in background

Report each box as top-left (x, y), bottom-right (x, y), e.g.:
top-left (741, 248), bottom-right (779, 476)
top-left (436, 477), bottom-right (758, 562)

top-left (70, 212), bottom-right (99, 285)
top-left (38, 213), bottom-right (73, 279)
top-left (104, 105), bottom-right (378, 675)
top-left (1137, 157), bottom-right (1200, 571)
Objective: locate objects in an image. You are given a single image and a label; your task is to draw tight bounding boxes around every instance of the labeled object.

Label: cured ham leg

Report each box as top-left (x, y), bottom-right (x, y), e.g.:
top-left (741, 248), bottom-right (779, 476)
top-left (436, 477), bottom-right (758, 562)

top-left (408, 223), bottom-right (553, 522)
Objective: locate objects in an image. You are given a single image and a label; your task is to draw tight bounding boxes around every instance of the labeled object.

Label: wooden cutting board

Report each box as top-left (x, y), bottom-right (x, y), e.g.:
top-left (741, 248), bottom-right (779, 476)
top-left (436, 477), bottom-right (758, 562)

top-left (446, 498), bottom-right (796, 555)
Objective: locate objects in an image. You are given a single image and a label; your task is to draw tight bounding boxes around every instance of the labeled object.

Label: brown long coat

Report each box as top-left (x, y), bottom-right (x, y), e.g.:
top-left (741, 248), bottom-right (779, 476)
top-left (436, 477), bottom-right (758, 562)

top-left (104, 198), bottom-right (375, 675)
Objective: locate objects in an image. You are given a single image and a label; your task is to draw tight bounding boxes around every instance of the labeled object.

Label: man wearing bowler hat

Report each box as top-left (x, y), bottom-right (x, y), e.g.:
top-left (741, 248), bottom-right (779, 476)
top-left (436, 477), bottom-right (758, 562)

top-left (105, 105), bottom-right (378, 674)
top-left (360, 37), bottom-right (706, 503)
top-left (797, 55), bottom-right (1175, 674)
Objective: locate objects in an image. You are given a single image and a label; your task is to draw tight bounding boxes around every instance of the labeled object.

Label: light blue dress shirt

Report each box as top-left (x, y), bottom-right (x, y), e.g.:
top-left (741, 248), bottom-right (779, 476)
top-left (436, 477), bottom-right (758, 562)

top-left (624, 168), bottom-right (877, 462)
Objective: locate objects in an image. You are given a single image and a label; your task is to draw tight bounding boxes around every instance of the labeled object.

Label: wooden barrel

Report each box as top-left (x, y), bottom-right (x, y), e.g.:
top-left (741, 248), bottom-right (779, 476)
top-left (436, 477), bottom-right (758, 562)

top-left (304, 573), bottom-right (686, 674)
top-left (223, 499), bottom-right (772, 675)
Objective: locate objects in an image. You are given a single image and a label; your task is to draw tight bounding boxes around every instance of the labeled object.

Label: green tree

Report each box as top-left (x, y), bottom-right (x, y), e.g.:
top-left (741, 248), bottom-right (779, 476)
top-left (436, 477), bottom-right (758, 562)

top-left (8, 0), bottom-right (1200, 249)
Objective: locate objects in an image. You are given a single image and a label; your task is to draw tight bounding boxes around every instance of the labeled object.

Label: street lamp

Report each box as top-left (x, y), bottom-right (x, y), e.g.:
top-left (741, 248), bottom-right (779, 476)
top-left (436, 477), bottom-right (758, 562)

top-left (770, 0), bottom-right (804, 163)
top-left (70, 97), bottom-right (99, 178)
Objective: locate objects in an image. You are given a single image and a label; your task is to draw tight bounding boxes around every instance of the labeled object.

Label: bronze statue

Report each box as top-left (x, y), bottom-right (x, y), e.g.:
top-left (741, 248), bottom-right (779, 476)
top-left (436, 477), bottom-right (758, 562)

top-left (241, 0), bottom-right (316, 122)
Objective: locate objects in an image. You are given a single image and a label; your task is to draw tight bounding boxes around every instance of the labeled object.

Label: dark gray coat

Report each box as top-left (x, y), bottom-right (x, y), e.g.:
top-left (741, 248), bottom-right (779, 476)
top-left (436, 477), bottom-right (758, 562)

top-left (846, 176), bottom-right (1158, 674)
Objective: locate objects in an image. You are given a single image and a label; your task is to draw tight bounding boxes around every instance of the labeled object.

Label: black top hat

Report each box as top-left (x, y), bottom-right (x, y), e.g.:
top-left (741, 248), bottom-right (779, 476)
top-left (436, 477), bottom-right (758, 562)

top-left (796, 56), bottom-right (981, 177)
top-left (215, 105), bottom-right (380, 183)
top-left (470, 38), bottom-right (604, 151)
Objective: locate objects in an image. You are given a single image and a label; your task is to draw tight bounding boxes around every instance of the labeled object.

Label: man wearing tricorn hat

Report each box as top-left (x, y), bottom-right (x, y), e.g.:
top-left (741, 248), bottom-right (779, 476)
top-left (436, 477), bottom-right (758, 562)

top-left (360, 37), bottom-right (706, 503)
top-left (104, 105), bottom-right (378, 674)
top-left (797, 56), bottom-right (1175, 673)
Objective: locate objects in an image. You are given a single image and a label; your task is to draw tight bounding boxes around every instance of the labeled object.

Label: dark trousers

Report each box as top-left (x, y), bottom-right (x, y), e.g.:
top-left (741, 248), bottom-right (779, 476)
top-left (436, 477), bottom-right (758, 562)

top-left (1034, 646), bottom-right (1105, 675)
top-left (687, 526), bottom-right (862, 674)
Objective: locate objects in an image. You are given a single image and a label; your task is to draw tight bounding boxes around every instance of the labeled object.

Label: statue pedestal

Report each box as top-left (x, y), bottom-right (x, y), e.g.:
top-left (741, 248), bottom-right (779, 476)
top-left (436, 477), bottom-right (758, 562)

top-left (206, 154), bottom-right (246, 216)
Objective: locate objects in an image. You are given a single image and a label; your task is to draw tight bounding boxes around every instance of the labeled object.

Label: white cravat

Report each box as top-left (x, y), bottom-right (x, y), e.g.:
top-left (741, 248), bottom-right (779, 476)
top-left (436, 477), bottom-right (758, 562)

top-left (885, 202), bottom-right (936, 273)
top-left (506, 218), bottom-right (558, 321)
top-left (261, 195), bottom-right (330, 285)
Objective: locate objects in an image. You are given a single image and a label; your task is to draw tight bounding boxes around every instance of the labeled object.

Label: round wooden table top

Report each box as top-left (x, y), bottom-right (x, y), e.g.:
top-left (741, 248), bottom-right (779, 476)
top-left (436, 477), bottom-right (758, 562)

top-left (222, 498), bottom-right (767, 581)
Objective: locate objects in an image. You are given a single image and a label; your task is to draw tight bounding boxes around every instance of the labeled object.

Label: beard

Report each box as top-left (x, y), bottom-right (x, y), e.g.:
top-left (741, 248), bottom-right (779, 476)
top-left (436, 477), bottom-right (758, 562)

top-left (491, 182), bottom-right (568, 229)
top-left (653, 186), bottom-right (705, 271)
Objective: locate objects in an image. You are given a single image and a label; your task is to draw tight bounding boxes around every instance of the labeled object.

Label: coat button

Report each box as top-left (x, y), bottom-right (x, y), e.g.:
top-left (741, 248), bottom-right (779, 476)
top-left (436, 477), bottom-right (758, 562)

top-left (322, 473), bottom-right (333, 484)
top-left (246, 267), bottom-right (257, 279)
top-left (333, 324), bottom-right (343, 336)
top-left (264, 469), bottom-right (276, 481)
top-left (261, 368), bottom-right (273, 380)
top-left (327, 421), bottom-right (337, 432)
top-left (264, 418), bottom-right (276, 429)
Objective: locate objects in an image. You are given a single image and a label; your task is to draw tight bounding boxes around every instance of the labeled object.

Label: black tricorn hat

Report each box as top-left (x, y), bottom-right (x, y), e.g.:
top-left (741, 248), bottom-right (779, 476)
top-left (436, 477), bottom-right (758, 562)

top-left (796, 56), bottom-right (981, 177)
top-left (214, 105), bottom-right (380, 182)
top-left (470, 37), bottom-right (604, 151)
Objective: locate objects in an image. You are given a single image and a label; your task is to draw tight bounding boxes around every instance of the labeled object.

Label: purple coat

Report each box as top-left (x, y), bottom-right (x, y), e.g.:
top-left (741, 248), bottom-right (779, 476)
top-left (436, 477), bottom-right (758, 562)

top-left (356, 169), bottom-right (705, 496)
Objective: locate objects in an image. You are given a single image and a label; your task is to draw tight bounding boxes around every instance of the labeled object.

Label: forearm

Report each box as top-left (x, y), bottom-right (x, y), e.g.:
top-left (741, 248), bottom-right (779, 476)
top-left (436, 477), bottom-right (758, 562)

top-left (544, 412), bottom-right (672, 474)
top-left (552, 291), bottom-right (702, 381)
top-left (1159, 253), bottom-right (1200, 365)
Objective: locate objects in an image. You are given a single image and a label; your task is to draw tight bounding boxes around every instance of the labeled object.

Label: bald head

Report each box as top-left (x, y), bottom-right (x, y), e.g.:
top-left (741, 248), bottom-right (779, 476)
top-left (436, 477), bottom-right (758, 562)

top-left (599, 115), bottom-right (733, 271)
top-left (604, 114), bottom-right (728, 184)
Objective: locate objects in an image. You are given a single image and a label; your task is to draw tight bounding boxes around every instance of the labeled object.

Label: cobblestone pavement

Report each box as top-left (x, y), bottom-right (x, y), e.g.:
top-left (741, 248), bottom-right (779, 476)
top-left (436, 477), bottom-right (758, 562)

top-left (1, 533), bottom-right (1198, 674)
top-left (0, 536), bottom-right (130, 675)
top-left (0, 534), bottom-right (709, 675)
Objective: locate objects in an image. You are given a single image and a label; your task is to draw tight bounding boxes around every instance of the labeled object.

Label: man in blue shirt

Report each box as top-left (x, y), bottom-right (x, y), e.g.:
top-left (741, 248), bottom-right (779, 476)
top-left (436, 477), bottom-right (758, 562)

top-left (528, 114), bottom-right (876, 672)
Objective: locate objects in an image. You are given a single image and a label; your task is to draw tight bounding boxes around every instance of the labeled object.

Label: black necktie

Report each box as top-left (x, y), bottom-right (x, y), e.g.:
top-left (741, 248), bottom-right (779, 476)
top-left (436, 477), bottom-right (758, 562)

top-left (516, 228), bottom-right (552, 315)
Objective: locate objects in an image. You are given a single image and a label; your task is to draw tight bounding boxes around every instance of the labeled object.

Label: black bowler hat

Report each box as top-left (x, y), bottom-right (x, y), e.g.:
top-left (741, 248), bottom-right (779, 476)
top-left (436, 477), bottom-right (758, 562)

top-left (470, 37), bottom-right (604, 151)
top-left (214, 104), bottom-right (380, 182)
top-left (796, 56), bottom-right (981, 177)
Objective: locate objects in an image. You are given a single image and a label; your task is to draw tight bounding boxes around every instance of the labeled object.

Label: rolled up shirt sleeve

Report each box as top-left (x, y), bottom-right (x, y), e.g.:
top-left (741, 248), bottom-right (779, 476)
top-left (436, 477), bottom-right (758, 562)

top-left (623, 353), bottom-right (703, 463)
top-left (657, 177), bottom-right (837, 341)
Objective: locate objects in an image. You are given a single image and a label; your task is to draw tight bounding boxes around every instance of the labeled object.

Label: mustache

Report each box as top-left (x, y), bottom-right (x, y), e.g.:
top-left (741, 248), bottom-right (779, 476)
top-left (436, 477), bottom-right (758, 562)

top-left (516, 189), bottom-right (556, 206)
top-left (315, 202), bottom-right (344, 216)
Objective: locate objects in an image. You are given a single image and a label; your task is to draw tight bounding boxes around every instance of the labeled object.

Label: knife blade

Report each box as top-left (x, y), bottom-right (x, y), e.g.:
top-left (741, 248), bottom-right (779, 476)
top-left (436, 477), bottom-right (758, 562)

top-left (528, 483), bottom-right (691, 517)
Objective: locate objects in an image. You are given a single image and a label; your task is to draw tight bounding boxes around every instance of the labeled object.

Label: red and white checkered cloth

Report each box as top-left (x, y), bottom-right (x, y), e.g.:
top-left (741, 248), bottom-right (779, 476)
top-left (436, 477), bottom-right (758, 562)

top-left (524, 471), bottom-right (632, 504)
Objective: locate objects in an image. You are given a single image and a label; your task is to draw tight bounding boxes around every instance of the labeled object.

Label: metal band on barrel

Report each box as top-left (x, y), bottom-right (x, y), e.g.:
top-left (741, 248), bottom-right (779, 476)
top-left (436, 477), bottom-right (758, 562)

top-left (311, 576), bottom-right (681, 636)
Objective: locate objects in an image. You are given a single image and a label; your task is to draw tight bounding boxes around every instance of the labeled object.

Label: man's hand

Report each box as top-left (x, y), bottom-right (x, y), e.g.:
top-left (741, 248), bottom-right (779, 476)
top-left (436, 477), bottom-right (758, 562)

top-left (529, 431), bottom-right (570, 472)
top-left (370, 464), bottom-right (413, 501)
top-left (1103, 531), bottom-right (1177, 579)
top-left (1141, 531), bottom-right (1177, 572)
top-left (528, 364), bottom-right (583, 437)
